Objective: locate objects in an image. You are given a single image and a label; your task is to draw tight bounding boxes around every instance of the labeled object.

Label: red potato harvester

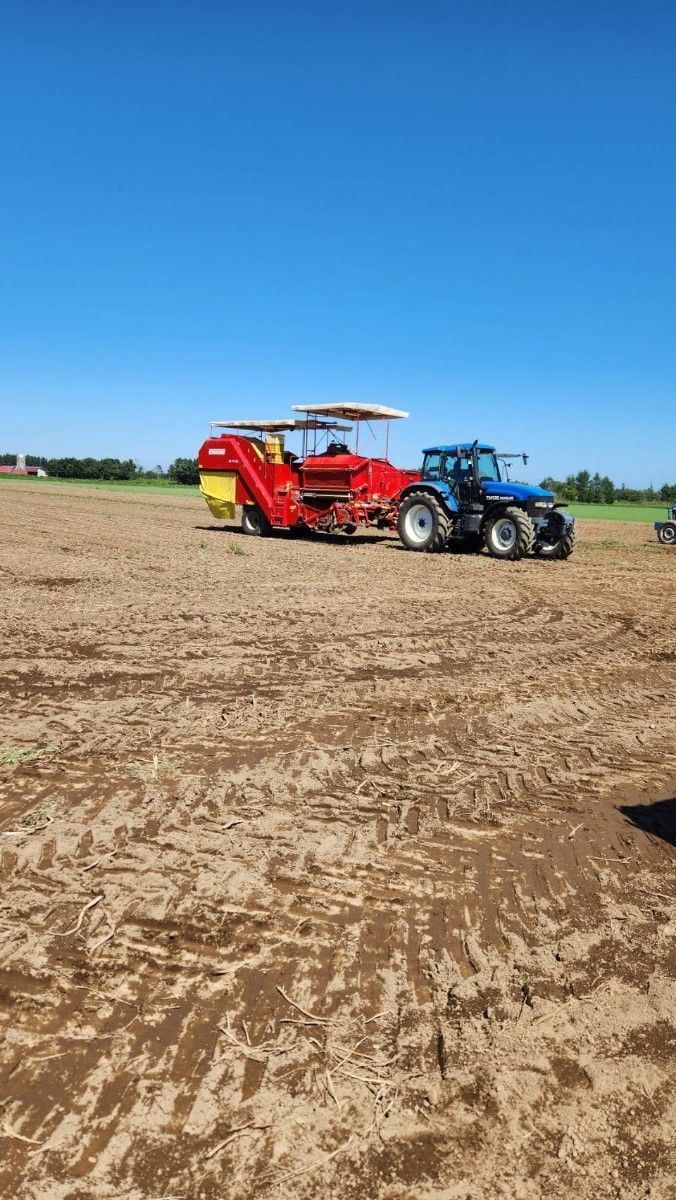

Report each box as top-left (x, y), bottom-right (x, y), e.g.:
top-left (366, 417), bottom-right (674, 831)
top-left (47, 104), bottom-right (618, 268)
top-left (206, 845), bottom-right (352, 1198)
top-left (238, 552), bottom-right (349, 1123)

top-left (197, 402), bottom-right (419, 536)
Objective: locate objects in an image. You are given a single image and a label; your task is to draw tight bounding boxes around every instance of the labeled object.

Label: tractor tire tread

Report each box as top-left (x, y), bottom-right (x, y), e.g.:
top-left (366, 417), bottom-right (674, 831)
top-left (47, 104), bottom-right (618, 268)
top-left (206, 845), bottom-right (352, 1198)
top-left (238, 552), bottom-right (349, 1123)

top-left (485, 505), bottom-right (535, 560)
top-left (536, 523), bottom-right (576, 559)
top-left (398, 490), bottom-right (452, 553)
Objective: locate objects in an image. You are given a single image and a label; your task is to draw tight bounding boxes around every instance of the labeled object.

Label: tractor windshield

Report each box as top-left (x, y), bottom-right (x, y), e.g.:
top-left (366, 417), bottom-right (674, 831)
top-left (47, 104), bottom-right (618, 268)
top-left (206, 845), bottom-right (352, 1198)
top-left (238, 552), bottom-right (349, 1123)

top-left (476, 451), bottom-right (501, 482)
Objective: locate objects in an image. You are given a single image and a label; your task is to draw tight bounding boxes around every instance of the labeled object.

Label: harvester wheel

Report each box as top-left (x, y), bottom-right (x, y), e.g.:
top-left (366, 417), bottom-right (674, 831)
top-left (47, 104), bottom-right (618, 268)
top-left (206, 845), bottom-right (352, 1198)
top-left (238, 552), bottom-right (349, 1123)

top-left (535, 526), bottom-right (576, 559)
top-left (484, 506), bottom-right (534, 560)
top-left (343, 523), bottom-right (358, 535)
top-left (658, 521), bottom-right (676, 545)
top-left (241, 505), bottom-right (270, 537)
top-left (397, 491), bottom-right (452, 552)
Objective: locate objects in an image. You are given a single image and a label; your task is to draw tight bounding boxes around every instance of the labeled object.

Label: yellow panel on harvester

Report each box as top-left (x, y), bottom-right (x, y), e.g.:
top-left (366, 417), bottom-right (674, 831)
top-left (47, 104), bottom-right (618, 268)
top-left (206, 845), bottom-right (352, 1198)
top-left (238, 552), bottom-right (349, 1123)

top-left (265, 434), bottom-right (285, 463)
top-left (199, 471), bottom-right (237, 520)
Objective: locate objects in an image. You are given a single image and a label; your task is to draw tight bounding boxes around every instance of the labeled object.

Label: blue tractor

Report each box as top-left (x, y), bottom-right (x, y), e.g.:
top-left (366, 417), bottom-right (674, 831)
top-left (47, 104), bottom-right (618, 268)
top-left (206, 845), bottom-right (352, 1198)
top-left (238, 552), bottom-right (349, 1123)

top-left (654, 503), bottom-right (676, 545)
top-left (397, 441), bottom-right (575, 560)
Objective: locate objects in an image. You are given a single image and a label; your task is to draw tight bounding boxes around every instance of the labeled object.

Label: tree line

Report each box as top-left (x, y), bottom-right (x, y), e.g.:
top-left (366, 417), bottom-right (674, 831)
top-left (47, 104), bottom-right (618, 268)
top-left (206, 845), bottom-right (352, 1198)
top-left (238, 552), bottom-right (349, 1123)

top-left (0, 454), bottom-right (199, 484)
top-left (539, 470), bottom-right (676, 505)
top-left (3, 454), bottom-right (673, 501)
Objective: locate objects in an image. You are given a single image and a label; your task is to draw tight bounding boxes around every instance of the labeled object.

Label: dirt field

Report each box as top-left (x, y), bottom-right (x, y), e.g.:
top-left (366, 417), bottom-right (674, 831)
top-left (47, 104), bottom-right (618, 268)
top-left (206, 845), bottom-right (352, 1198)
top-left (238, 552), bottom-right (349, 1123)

top-left (1, 482), bottom-right (675, 1200)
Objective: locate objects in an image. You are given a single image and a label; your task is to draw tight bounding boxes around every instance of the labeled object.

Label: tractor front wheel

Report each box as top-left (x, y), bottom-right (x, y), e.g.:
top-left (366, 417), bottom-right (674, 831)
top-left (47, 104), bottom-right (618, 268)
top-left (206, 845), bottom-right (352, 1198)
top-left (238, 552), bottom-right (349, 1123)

top-left (484, 507), bottom-right (534, 561)
top-left (397, 491), bottom-right (451, 552)
top-left (241, 505), bottom-right (270, 537)
top-left (657, 521), bottom-right (676, 545)
top-left (535, 526), bottom-right (576, 559)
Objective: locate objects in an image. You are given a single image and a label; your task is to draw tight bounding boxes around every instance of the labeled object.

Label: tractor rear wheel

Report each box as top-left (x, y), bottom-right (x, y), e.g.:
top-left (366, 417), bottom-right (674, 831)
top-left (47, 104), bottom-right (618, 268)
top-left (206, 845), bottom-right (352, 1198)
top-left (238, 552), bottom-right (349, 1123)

top-left (484, 506), bottom-right (534, 560)
top-left (241, 505), bottom-right (270, 536)
top-left (397, 491), bottom-right (451, 552)
top-left (535, 525), bottom-right (576, 559)
top-left (658, 521), bottom-right (676, 545)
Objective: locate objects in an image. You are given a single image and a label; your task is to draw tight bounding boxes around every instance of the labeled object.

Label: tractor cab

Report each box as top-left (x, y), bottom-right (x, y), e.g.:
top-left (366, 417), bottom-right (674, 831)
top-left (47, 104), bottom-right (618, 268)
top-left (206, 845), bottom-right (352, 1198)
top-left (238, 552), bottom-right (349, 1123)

top-left (420, 443), bottom-right (515, 505)
top-left (421, 444), bottom-right (530, 492)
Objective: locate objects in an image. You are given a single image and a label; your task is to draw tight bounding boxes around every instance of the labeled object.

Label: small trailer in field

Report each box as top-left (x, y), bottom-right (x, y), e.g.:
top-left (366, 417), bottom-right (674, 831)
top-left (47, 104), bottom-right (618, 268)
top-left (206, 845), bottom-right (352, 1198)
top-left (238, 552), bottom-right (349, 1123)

top-left (654, 503), bottom-right (676, 545)
top-left (197, 403), bottom-right (418, 535)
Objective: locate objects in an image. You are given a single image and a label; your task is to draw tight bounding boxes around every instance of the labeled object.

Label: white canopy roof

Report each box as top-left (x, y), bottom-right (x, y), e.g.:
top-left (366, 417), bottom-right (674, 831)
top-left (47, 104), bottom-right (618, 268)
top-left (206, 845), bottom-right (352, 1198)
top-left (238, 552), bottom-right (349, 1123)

top-left (292, 402), bottom-right (409, 421)
top-left (210, 418), bottom-right (351, 433)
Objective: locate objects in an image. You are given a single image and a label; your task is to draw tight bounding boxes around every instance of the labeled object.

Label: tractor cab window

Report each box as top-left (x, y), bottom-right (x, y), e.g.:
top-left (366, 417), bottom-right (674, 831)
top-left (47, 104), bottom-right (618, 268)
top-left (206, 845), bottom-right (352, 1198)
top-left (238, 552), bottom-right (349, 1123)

top-left (422, 451), bottom-right (442, 480)
top-left (444, 453), bottom-right (472, 500)
top-left (447, 454), bottom-right (470, 484)
top-left (477, 452), bottom-right (501, 483)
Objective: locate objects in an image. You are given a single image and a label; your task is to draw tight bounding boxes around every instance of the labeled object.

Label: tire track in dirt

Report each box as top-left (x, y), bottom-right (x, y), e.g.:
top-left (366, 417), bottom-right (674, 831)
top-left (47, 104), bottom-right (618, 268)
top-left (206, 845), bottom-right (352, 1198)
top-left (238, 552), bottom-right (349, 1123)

top-left (0, 484), bottom-right (674, 1199)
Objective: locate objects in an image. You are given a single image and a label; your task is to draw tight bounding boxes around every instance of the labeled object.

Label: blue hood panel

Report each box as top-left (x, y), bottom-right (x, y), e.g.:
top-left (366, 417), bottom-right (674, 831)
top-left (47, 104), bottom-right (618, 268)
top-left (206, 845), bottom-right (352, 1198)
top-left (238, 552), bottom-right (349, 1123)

top-left (483, 481), bottom-right (554, 502)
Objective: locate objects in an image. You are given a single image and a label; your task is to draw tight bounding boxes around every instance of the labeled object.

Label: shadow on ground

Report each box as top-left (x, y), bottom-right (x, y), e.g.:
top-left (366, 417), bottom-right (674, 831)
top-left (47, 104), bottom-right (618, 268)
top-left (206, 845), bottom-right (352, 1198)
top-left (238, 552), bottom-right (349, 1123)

top-left (194, 524), bottom-right (388, 546)
top-left (619, 796), bottom-right (676, 849)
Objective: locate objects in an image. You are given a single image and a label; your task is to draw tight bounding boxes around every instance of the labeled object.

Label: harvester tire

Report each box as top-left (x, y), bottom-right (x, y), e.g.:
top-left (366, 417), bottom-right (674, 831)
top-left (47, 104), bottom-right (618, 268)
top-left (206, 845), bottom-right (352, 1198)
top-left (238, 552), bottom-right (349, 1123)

top-left (241, 505), bottom-right (270, 537)
top-left (397, 491), bottom-right (452, 552)
top-left (484, 506), bottom-right (534, 561)
top-left (657, 521), bottom-right (676, 545)
top-left (343, 523), bottom-right (358, 535)
top-left (535, 526), bottom-right (576, 559)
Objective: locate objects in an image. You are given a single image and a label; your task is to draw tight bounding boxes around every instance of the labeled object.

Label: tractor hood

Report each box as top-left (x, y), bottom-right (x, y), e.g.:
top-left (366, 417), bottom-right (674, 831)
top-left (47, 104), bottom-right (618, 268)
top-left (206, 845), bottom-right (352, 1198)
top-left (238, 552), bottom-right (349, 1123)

top-left (483, 481), bottom-right (554, 503)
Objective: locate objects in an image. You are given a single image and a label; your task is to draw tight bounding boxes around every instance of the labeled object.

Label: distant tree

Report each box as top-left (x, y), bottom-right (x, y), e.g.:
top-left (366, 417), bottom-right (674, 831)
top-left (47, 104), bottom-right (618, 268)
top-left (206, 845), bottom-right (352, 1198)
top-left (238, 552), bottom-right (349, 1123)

top-left (540, 472), bottom-right (614, 505)
top-left (167, 457), bottom-right (199, 485)
top-left (589, 472), bottom-right (603, 502)
top-left (600, 475), bottom-right (615, 504)
top-left (136, 463), bottom-right (165, 478)
top-left (0, 453), bottom-right (145, 479)
top-left (575, 470), bottom-right (591, 503)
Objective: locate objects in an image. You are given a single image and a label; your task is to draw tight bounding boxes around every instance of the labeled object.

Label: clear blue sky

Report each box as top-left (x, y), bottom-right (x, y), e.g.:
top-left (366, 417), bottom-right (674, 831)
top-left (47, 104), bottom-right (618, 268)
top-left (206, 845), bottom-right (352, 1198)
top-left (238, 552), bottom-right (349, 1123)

top-left (1, 0), bottom-right (675, 485)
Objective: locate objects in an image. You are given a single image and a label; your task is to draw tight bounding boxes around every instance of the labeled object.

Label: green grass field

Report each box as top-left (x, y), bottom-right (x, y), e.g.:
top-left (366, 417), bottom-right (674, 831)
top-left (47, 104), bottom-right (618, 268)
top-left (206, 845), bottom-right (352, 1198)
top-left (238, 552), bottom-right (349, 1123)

top-left (0, 475), bottom-right (199, 496)
top-left (0, 475), bottom-right (667, 522)
top-left (567, 502), bottom-right (664, 523)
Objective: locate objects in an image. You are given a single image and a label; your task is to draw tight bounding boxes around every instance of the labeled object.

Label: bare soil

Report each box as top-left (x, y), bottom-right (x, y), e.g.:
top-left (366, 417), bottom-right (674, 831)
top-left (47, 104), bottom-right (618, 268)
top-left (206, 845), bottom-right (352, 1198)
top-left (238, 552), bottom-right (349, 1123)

top-left (1, 482), bottom-right (675, 1200)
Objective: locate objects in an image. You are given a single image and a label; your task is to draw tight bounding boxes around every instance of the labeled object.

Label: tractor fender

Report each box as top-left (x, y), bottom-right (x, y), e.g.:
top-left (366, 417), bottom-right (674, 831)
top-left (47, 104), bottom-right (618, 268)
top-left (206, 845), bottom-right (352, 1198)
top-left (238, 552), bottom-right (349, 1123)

top-left (480, 498), bottom-right (523, 524)
top-left (399, 481), bottom-right (459, 514)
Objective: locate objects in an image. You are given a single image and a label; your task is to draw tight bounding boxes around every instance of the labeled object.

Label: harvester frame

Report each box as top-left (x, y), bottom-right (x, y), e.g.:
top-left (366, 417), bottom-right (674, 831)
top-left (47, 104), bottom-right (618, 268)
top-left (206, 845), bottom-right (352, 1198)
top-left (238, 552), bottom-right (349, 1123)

top-left (198, 403), bottom-right (418, 537)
